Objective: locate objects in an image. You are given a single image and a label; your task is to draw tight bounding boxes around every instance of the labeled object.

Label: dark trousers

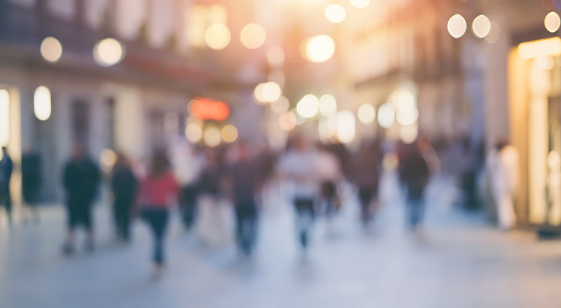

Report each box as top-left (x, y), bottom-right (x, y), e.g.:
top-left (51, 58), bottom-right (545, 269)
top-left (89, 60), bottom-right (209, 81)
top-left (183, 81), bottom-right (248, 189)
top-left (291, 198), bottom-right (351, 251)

top-left (294, 198), bottom-right (315, 248)
top-left (406, 184), bottom-right (425, 229)
top-left (113, 198), bottom-right (133, 241)
top-left (358, 188), bottom-right (376, 224)
top-left (235, 202), bottom-right (258, 255)
top-left (143, 208), bottom-right (169, 265)
top-left (66, 200), bottom-right (93, 231)
top-left (180, 185), bottom-right (198, 230)
top-left (0, 185), bottom-right (11, 219)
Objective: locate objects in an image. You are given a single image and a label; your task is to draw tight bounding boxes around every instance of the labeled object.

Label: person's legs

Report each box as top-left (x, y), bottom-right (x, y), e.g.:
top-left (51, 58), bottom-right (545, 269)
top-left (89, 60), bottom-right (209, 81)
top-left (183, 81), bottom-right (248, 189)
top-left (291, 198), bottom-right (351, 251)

top-left (237, 204), bottom-right (258, 255)
top-left (358, 189), bottom-right (373, 225)
top-left (83, 204), bottom-right (95, 252)
top-left (64, 202), bottom-right (78, 255)
top-left (295, 198), bottom-right (314, 249)
top-left (121, 202), bottom-right (132, 241)
top-left (0, 186), bottom-right (12, 223)
top-left (147, 209), bottom-right (169, 266)
top-left (181, 186), bottom-right (197, 230)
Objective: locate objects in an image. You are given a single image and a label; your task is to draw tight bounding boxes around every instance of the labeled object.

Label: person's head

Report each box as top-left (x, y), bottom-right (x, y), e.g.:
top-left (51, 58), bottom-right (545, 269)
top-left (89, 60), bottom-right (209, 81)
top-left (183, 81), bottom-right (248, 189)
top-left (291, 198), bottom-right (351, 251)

top-left (72, 145), bottom-right (86, 159)
top-left (149, 149), bottom-right (170, 177)
top-left (114, 152), bottom-right (129, 168)
top-left (495, 140), bottom-right (508, 152)
top-left (1, 147), bottom-right (7, 154)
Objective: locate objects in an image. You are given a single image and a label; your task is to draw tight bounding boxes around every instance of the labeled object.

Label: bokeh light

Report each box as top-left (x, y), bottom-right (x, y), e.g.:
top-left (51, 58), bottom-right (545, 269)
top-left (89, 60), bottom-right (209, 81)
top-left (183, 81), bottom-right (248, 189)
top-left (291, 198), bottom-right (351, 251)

top-left (319, 94), bottom-right (337, 116)
top-left (350, 0), bottom-right (370, 9)
top-left (377, 103), bottom-right (395, 128)
top-left (203, 126), bottom-right (222, 147)
top-left (40, 37), bottom-right (63, 63)
top-left (185, 122), bottom-right (203, 143)
top-left (400, 125), bottom-right (418, 144)
top-left (545, 12), bottom-right (561, 33)
top-left (303, 35), bottom-right (335, 63)
top-left (267, 47), bottom-right (285, 67)
top-left (93, 38), bottom-right (125, 67)
top-left (205, 24), bottom-right (231, 50)
top-left (296, 95), bottom-right (319, 118)
top-left (336, 111), bottom-right (356, 144)
top-left (318, 117), bottom-right (337, 139)
top-left (240, 23), bottom-right (266, 49)
top-left (279, 112), bottom-right (297, 131)
top-left (485, 22), bottom-right (501, 44)
top-left (221, 125), bottom-right (238, 143)
top-left (357, 103), bottom-right (376, 124)
top-left (325, 4), bottom-right (346, 23)
top-left (100, 149), bottom-right (117, 171)
top-left (34, 86), bottom-right (52, 121)
top-left (254, 82), bottom-right (282, 104)
top-left (396, 108), bottom-right (419, 126)
top-left (0, 89), bottom-right (9, 147)
top-left (271, 96), bottom-right (290, 113)
top-left (472, 15), bottom-right (491, 38)
top-left (448, 14), bottom-right (467, 39)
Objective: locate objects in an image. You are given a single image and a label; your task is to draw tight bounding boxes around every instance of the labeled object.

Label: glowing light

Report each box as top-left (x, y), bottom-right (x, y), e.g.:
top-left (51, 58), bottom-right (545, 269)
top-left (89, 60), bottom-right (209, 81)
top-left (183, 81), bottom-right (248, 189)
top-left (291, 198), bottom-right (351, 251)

top-left (185, 122), bottom-right (203, 143)
top-left (518, 37), bottom-right (561, 60)
top-left (0, 89), bottom-right (9, 147)
top-left (318, 117), bottom-right (336, 139)
top-left (485, 22), bottom-right (501, 44)
top-left (254, 82), bottom-right (282, 104)
top-left (203, 126), bottom-right (222, 147)
top-left (396, 108), bottom-right (419, 126)
top-left (336, 111), bottom-right (356, 144)
top-left (100, 149), bottom-right (117, 170)
top-left (40, 37), bottom-right (62, 63)
top-left (93, 38), bottom-right (125, 67)
top-left (188, 98), bottom-right (230, 121)
top-left (319, 95), bottom-right (337, 116)
top-left (377, 103), bottom-right (395, 128)
top-left (34, 86), bottom-right (52, 121)
top-left (448, 14), bottom-right (467, 39)
top-left (267, 47), bottom-right (285, 67)
top-left (325, 4), bottom-right (346, 23)
top-left (240, 23), bottom-right (266, 49)
top-left (545, 12), bottom-right (561, 33)
top-left (390, 88), bottom-right (416, 112)
top-left (205, 24), bottom-right (231, 50)
top-left (303, 35), bottom-right (335, 63)
top-left (271, 96), bottom-right (290, 113)
top-left (296, 95), bottom-right (319, 118)
top-left (279, 112), bottom-right (297, 131)
top-left (400, 125), bottom-right (418, 144)
top-left (350, 0), bottom-right (370, 9)
top-left (357, 104), bottom-right (376, 124)
top-left (221, 125), bottom-right (238, 143)
top-left (472, 15), bottom-right (491, 38)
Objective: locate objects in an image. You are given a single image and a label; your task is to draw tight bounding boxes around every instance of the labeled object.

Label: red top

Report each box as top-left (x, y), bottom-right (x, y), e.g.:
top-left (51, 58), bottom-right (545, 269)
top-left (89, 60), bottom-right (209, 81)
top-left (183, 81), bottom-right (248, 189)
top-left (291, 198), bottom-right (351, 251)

top-left (139, 172), bottom-right (179, 209)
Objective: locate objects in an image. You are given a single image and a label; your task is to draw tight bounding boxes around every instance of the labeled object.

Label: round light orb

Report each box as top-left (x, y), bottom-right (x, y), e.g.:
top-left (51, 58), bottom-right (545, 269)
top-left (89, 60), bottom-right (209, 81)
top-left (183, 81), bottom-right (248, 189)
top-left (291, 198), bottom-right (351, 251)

top-left (448, 14), bottom-right (467, 39)
top-left (271, 96), bottom-right (290, 113)
top-left (400, 125), bottom-right (418, 144)
top-left (390, 88), bottom-right (416, 112)
top-left (325, 4), bottom-right (346, 23)
top-left (350, 0), bottom-right (370, 9)
top-left (377, 103), bottom-right (395, 128)
top-left (485, 22), bottom-right (501, 44)
top-left (279, 112), bottom-right (297, 131)
top-left (303, 35), bottom-right (335, 63)
top-left (336, 111), bottom-right (356, 144)
top-left (296, 95), bottom-right (319, 118)
top-left (318, 117), bottom-right (337, 139)
top-left (203, 126), bottom-right (222, 147)
top-left (34, 86), bottom-right (52, 121)
top-left (262, 82), bottom-right (282, 103)
top-left (545, 12), bottom-right (561, 33)
top-left (40, 37), bottom-right (63, 63)
top-left (100, 149), bottom-right (117, 170)
top-left (472, 14), bottom-right (491, 38)
top-left (396, 108), bottom-right (419, 126)
top-left (319, 94), bottom-right (337, 116)
top-left (93, 38), bottom-right (125, 67)
top-left (221, 125), bottom-right (238, 143)
top-left (240, 23), bottom-right (266, 49)
top-left (205, 24), bottom-right (231, 50)
top-left (185, 122), bottom-right (203, 143)
top-left (357, 104), bottom-right (376, 124)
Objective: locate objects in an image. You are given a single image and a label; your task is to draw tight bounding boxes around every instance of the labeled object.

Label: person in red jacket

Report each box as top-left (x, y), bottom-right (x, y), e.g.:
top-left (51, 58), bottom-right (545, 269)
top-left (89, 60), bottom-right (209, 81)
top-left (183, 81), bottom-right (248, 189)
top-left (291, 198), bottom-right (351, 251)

top-left (138, 150), bottom-right (179, 275)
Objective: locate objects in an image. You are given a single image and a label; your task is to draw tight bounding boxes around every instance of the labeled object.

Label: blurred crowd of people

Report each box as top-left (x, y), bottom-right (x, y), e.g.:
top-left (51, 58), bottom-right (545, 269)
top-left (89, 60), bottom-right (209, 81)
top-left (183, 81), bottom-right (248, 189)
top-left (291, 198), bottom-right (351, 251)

top-left (0, 132), bottom-right (524, 275)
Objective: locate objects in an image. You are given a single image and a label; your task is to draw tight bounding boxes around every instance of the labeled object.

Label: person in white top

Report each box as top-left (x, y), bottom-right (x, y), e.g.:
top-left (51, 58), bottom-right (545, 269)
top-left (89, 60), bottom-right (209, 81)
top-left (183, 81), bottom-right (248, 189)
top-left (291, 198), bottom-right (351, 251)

top-left (487, 142), bottom-right (520, 230)
top-left (277, 137), bottom-right (320, 249)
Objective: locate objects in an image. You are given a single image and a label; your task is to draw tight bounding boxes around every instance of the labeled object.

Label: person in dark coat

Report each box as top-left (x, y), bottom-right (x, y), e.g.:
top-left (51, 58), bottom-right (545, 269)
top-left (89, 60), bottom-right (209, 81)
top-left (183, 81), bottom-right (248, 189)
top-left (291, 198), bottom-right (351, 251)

top-left (349, 141), bottom-right (382, 226)
top-left (62, 145), bottom-right (101, 254)
top-left (110, 153), bottom-right (138, 242)
top-left (224, 142), bottom-right (260, 256)
top-left (21, 149), bottom-right (42, 223)
top-left (0, 147), bottom-right (13, 224)
top-left (399, 142), bottom-right (430, 230)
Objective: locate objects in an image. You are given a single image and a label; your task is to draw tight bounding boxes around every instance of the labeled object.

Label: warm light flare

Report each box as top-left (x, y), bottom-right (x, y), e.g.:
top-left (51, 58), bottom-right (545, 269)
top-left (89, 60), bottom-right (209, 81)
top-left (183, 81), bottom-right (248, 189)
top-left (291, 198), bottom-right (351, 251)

top-left (240, 23), bottom-right (266, 49)
top-left (40, 37), bottom-right (63, 63)
top-left (93, 38), bottom-right (125, 67)
top-left (325, 4), bottom-right (346, 23)
top-left (518, 37), bottom-right (561, 60)
top-left (303, 35), bottom-right (335, 63)
top-left (205, 24), bottom-right (231, 50)
top-left (448, 14), bottom-right (467, 39)
top-left (34, 86), bottom-right (52, 121)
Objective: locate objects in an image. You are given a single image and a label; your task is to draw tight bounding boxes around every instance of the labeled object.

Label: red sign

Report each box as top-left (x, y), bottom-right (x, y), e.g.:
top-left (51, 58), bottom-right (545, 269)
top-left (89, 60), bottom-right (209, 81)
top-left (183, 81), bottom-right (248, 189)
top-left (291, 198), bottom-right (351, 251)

top-left (189, 97), bottom-right (230, 121)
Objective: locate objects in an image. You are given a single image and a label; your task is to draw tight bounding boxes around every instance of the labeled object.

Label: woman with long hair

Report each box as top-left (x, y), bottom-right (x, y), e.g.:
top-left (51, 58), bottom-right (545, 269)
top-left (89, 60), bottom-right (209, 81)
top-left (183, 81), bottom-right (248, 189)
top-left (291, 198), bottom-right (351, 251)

top-left (138, 150), bottom-right (179, 275)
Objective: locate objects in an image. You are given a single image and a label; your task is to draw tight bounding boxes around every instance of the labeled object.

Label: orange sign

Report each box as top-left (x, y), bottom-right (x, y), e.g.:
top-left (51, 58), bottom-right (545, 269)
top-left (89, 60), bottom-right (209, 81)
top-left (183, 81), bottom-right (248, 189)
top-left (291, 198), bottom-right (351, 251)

top-left (188, 98), bottom-right (230, 121)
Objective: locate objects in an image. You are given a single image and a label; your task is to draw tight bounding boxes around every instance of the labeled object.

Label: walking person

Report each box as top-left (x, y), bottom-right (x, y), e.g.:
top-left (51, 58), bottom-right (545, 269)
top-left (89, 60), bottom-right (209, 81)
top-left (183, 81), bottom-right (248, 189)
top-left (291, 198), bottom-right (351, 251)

top-left (138, 150), bottom-right (179, 275)
top-left (0, 147), bottom-right (13, 224)
top-left (399, 142), bottom-right (430, 230)
top-left (21, 148), bottom-right (42, 223)
top-left (317, 143), bottom-right (343, 218)
top-left (349, 141), bottom-right (382, 226)
top-left (62, 145), bottom-right (101, 254)
top-left (110, 153), bottom-right (138, 242)
top-left (278, 137), bottom-right (319, 250)
top-left (224, 142), bottom-right (260, 256)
